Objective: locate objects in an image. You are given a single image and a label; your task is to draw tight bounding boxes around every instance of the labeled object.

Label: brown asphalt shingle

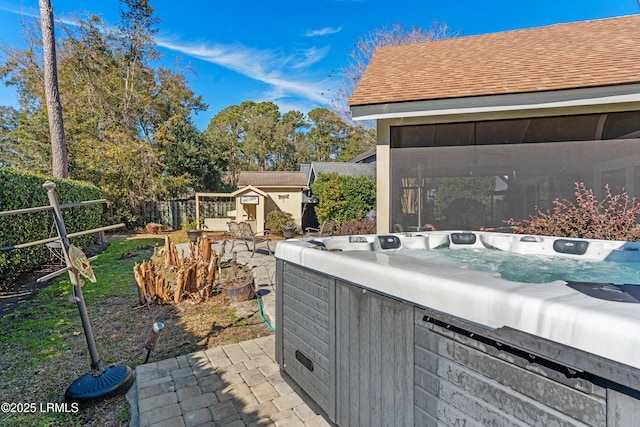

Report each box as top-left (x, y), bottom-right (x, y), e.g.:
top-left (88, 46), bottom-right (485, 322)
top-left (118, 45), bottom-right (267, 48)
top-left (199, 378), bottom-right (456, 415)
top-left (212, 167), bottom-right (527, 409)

top-left (349, 14), bottom-right (640, 107)
top-left (237, 171), bottom-right (307, 187)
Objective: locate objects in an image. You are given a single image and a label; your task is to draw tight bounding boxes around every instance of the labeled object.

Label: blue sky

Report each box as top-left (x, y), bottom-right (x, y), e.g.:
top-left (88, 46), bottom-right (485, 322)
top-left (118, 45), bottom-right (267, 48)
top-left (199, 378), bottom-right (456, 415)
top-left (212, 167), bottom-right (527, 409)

top-left (0, 0), bottom-right (638, 129)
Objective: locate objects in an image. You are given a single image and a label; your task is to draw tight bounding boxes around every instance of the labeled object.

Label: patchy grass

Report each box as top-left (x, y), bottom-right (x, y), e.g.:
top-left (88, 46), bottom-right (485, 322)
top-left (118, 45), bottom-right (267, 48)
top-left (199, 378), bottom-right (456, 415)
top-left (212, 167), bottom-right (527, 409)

top-left (0, 232), bottom-right (274, 426)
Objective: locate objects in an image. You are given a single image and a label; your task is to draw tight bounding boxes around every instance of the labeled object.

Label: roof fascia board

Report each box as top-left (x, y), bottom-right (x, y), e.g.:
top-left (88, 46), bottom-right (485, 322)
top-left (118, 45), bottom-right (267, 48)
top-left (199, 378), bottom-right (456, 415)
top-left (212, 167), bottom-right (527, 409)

top-left (255, 186), bottom-right (307, 190)
top-left (195, 192), bottom-right (235, 197)
top-left (230, 185), bottom-right (268, 197)
top-left (350, 84), bottom-right (640, 121)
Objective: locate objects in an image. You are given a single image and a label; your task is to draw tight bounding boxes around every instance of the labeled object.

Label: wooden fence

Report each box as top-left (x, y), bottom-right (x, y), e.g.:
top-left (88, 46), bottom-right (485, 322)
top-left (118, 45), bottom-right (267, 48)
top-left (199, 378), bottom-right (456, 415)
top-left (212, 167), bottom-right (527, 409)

top-left (146, 199), bottom-right (234, 230)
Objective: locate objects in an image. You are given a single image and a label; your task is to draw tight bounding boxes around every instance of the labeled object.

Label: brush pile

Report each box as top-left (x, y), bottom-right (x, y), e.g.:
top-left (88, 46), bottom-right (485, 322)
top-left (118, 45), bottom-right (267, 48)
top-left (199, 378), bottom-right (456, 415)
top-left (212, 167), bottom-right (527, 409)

top-left (133, 235), bottom-right (251, 304)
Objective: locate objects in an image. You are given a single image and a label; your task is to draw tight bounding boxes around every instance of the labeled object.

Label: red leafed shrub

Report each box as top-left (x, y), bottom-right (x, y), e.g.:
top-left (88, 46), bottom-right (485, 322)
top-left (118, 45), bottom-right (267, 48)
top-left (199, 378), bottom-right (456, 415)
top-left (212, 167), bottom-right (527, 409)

top-left (505, 182), bottom-right (640, 241)
top-left (336, 218), bottom-right (377, 236)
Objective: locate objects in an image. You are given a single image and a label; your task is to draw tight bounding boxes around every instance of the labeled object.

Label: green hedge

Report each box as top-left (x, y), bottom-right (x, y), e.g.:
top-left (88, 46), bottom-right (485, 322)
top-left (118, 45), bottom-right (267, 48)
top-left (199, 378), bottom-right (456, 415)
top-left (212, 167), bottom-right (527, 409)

top-left (0, 168), bottom-right (102, 289)
top-left (310, 172), bottom-right (376, 226)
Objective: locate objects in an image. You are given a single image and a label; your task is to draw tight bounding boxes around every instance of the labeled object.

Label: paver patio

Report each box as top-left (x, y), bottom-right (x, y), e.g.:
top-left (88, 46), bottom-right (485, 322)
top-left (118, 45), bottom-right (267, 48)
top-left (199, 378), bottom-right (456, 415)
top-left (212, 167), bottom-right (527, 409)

top-left (127, 239), bottom-right (331, 427)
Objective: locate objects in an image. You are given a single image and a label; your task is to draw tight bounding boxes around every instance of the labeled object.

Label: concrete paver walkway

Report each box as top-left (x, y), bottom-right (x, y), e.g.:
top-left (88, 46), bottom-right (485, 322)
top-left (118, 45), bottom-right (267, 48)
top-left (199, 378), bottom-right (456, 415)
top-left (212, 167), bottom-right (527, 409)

top-left (127, 238), bottom-right (331, 427)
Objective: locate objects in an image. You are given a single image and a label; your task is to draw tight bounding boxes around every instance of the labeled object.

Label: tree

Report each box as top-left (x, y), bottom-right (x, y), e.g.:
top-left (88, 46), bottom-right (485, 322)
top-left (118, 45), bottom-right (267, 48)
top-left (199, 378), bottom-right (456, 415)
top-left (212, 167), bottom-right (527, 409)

top-left (305, 108), bottom-right (374, 162)
top-left (204, 102), bottom-right (375, 186)
top-left (243, 101), bottom-right (280, 171)
top-left (205, 101), bottom-right (310, 185)
top-left (1, 2), bottom-right (215, 225)
top-left (306, 108), bottom-right (346, 161)
top-left (0, 106), bottom-right (19, 167)
top-left (205, 103), bottom-right (250, 187)
top-left (154, 112), bottom-right (224, 193)
top-left (275, 110), bottom-right (308, 171)
top-left (38, 0), bottom-right (68, 178)
top-left (4, 108), bottom-right (51, 174)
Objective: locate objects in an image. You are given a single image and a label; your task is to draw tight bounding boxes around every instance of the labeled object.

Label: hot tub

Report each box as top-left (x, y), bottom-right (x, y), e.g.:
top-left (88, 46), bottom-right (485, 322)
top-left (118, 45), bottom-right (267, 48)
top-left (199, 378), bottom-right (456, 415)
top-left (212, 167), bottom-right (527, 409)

top-left (275, 231), bottom-right (640, 426)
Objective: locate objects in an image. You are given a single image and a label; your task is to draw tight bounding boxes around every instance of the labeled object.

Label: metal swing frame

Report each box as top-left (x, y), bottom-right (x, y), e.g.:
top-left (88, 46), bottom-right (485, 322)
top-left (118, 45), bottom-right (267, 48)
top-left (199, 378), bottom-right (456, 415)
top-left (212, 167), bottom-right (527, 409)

top-left (0, 181), bottom-right (131, 403)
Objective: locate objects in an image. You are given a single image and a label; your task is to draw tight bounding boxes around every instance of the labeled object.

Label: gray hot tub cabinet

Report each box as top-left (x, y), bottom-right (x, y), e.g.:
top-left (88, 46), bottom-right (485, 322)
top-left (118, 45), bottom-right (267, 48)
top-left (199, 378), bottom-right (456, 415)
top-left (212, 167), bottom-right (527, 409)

top-left (275, 260), bottom-right (640, 426)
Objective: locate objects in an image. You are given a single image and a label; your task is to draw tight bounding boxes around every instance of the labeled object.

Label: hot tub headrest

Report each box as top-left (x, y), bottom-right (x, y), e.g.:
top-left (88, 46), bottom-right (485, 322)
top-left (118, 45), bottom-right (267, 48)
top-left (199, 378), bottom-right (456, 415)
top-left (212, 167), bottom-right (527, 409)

top-left (553, 239), bottom-right (589, 255)
top-left (377, 235), bottom-right (402, 250)
top-left (451, 232), bottom-right (477, 245)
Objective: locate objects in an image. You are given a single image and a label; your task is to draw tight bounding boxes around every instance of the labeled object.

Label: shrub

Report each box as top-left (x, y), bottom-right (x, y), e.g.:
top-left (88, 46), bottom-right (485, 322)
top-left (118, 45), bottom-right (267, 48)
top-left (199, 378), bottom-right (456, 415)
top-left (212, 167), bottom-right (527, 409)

top-left (0, 167), bottom-right (102, 287)
top-left (265, 210), bottom-right (296, 234)
top-left (311, 173), bottom-right (375, 226)
top-left (336, 217), bottom-right (376, 236)
top-left (505, 182), bottom-right (640, 241)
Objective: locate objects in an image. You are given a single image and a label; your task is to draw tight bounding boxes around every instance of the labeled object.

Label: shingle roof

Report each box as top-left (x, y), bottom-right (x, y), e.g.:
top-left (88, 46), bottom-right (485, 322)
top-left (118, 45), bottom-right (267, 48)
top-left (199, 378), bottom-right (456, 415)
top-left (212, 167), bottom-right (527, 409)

top-left (349, 15), bottom-right (640, 107)
top-left (237, 171), bottom-right (307, 187)
top-left (309, 162), bottom-right (376, 183)
top-left (350, 148), bottom-right (376, 164)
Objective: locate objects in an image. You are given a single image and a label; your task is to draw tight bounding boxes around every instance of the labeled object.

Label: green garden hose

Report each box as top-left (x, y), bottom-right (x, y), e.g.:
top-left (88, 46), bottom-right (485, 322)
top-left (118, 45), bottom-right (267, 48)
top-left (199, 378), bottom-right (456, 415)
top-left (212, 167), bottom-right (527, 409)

top-left (256, 295), bottom-right (275, 330)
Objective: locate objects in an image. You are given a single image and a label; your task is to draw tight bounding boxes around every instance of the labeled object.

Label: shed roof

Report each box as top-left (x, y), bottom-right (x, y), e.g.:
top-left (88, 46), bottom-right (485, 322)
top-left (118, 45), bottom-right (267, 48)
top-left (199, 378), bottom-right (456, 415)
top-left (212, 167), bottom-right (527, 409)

top-left (237, 171), bottom-right (307, 188)
top-left (349, 15), bottom-right (640, 107)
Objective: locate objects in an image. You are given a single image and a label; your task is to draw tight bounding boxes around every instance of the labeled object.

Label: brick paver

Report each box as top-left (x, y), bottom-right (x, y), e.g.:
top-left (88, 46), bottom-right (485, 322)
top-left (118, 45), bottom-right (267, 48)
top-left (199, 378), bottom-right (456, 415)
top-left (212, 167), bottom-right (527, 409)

top-left (138, 391), bottom-right (177, 414)
top-left (140, 403), bottom-right (182, 426)
top-left (182, 407), bottom-right (212, 427)
top-left (129, 240), bottom-right (330, 427)
top-left (251, 380), bottom-right (279, 403)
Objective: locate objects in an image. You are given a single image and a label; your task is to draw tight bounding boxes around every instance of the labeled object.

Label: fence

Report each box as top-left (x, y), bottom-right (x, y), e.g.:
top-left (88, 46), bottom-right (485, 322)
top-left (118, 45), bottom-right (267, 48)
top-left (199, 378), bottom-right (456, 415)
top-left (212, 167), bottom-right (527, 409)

top-left (146, 198), bottom-right (234, 230)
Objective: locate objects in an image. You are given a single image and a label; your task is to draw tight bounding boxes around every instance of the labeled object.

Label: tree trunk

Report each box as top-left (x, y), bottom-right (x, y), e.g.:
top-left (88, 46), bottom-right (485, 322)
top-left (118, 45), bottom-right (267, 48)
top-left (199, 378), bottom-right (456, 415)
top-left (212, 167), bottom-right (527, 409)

top-left (39, 0), bottom-right (68, 178)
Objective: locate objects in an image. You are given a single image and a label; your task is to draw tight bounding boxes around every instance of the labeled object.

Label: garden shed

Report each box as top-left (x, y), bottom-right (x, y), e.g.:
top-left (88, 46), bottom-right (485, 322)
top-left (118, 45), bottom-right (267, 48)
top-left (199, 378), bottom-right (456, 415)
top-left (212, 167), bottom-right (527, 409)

top-left (349, 14), bottom-right (640, 233)
top-left (196, 171), bottom-right (307, 234)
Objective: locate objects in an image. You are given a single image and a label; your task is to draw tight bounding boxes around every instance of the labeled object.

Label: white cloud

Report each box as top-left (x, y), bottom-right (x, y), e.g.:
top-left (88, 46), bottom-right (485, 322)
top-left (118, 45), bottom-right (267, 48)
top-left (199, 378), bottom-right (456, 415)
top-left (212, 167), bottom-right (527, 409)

top-left (0, 4), bottom-right (83, 26)
top-left (0, 4), bottom-right (337, 114)
top-left (291, 46), bottom-right (330, 69)
top-left (0, 5), bottom-right (35, 17)
top-left (304, 26), bottom-right (343, 37)
top-left (156, 36), bottom-right (333, 106)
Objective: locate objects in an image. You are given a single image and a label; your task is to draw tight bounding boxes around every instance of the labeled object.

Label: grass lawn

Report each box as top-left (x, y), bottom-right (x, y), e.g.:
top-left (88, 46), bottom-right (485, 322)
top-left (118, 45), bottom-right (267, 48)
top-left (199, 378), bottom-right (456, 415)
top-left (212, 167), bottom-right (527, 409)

top-left (0, 232), bottom-right (274, 426)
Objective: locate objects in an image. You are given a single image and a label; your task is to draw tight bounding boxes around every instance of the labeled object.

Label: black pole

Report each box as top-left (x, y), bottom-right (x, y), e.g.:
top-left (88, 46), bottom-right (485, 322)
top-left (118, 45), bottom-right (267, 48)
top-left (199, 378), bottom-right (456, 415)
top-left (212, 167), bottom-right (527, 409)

top-left (43, 181), bottom-right (103, 373)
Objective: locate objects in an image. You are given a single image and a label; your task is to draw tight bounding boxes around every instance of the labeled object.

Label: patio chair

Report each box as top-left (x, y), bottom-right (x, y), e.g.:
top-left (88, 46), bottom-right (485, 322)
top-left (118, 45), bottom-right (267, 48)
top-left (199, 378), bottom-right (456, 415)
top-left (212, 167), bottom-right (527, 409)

top-left (305, 219), bottom-right (336, 237)
top-left (227, 221), bottom-right (272, 257)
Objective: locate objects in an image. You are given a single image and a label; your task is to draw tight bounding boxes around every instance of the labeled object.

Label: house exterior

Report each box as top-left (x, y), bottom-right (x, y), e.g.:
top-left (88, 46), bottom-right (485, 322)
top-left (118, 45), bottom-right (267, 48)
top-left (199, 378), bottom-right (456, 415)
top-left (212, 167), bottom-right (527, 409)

top-left (349, 15), bottom-right (640, 233)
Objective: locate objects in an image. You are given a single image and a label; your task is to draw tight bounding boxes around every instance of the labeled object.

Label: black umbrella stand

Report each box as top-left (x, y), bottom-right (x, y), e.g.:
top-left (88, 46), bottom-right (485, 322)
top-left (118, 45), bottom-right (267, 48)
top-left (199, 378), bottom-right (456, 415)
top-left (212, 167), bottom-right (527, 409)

top-left (43, 181), bottom-right (133, 404)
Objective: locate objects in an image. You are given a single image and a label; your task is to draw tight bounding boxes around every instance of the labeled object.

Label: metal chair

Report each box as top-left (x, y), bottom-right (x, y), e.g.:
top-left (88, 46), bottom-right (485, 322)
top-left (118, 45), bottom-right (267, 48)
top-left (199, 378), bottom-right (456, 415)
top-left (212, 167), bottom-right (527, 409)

top-left (305, 219), bottom-right (336, 237)
top-left (228, 221), bottom-right (272, 257)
